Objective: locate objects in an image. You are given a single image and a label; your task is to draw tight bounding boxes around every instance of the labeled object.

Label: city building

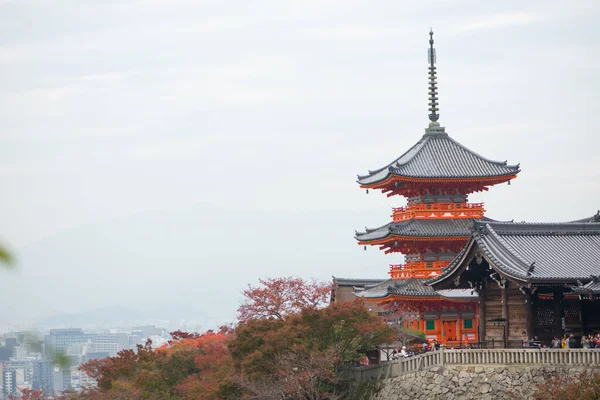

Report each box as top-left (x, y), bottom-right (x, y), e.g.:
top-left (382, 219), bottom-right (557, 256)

top-left (88, 333), bottom-right (128, 357)
top-left (31, 360), bottom-right (54, 396)
top-left (2, 370), bottom-right (16, 399)
top-left (0, 339), bottom-right (16, 362)
top-left (44, 329), bottom-right (96, 356)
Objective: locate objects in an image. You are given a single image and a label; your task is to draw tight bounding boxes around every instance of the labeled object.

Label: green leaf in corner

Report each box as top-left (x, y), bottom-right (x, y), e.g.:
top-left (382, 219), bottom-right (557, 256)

top-left (0, 244), bottom-right (13, 266)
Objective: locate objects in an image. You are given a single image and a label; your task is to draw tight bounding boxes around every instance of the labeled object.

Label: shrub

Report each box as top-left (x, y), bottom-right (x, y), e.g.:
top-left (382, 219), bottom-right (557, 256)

top-left (535, 369), bottom-right (600, 400)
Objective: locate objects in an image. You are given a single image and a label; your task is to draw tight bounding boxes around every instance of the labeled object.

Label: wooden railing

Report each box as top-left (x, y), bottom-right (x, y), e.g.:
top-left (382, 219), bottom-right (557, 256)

top-left (389, 261), bottom-right (450, 279)
top-left (347, 348), bottom-right (600, 381)
top-left (344, 351), bottom-right (444, 381)
top-left (392, 202), bottom-right (485, 221)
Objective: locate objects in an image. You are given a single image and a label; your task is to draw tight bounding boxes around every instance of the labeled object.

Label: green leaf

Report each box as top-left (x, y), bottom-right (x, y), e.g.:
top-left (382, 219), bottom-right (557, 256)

top-left (0, 244), bottom-right (13, 266)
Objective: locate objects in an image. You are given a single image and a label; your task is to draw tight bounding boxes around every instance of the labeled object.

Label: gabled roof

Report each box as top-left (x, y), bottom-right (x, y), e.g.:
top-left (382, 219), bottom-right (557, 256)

top-left (354, 277), bottom-right (477, 300)
top-left (430, 215), bottom-right (600, 285)
top-left (355, 217), bottom-right (495, 242)
top-left (357, 131), bottom-right (520, 185)
top-left (332, 277), bottom-right (388, 287)
top-left (354, 278), bottom-right (437, 299)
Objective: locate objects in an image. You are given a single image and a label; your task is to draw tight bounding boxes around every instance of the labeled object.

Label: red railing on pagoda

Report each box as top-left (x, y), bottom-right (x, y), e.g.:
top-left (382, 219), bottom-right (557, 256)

top-left (389, 260), bottom-right (451, 280)
top-left (392, 202), bottom-right (485, 222)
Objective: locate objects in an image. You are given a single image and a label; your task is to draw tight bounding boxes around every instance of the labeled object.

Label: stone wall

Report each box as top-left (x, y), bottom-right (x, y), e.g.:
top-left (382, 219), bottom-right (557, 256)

top-left (371, 365), bottom-right (600, 400)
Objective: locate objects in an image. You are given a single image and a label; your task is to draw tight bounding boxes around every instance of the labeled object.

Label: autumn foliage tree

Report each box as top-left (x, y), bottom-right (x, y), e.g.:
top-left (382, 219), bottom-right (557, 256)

top-left (229, 301), bottom-right (395, 398)
top-left (535, 370), bottom-right (600, 400)
top-left (238, 276), bottom-right (331, 322)
top-left (79, 330), bottom-right (232, 400)
top-left (74, 278), bottom-right (391, 400)
top-left (11, 389), bottom-right (44, 400)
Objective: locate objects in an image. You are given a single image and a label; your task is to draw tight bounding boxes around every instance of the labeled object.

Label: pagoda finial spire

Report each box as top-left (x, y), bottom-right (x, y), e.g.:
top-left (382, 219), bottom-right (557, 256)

top-left (428, 29), bottom-right (440, 127)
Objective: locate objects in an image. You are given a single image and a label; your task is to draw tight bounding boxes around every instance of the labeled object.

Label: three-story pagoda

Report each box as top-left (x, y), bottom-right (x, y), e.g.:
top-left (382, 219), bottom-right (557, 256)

top-left (348, 31), bottom-right (520, 345)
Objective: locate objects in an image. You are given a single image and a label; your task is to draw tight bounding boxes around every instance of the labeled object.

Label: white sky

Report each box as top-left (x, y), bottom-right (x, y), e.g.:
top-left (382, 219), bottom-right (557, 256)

top-left (1, 0), bottom-right (599, 325)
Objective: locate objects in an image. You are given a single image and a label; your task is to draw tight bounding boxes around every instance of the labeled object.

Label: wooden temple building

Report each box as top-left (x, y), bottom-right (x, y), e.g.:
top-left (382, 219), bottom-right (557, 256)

top-left (430, 215), bottom-right (600, 347)
top-left (332, 31), bottom-right (520, 346)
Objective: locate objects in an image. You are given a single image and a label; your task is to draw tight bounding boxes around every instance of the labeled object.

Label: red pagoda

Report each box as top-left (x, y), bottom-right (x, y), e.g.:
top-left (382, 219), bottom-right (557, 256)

top-left (340, 31), bottom-right (520, 345)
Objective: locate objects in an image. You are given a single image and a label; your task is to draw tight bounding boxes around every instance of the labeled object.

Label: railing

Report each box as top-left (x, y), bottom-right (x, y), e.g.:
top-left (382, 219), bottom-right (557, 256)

top-left (389, 261), bottom-right (450, 279)
top-left (346, 351), bottom-right (443, 381)
top-left (348, 348), bottom-right (600, 381)
top-left (392, 202), bottom-right (485, 221)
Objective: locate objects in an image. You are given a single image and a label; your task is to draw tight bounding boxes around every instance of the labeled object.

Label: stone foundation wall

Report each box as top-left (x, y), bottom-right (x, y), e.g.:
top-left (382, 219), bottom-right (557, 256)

top-left (371, 365), bottom-right (599, 400)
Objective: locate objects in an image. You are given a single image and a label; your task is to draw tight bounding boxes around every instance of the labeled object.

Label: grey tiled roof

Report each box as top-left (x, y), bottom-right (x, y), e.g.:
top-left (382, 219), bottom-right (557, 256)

top-left (355, 278), bottom-right (437, 299)
top-left (355, 278), bottom-right (478, 299)
top-left (355, 217), bottom-right (495, 242)
top-left (357, 132), bottom-right (520, 185)
top-left (568, 212), bottom-right (600, 223)
top-left (431, 216), bottom-right (600, 284)
top-left (572, 279), bottom-right (600, 294)
top-left (333, 277), bottom-right (388, 287)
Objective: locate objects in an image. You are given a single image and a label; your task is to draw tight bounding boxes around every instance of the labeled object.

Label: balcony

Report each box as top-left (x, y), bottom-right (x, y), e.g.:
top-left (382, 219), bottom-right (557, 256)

top-left (392, 202), bottom-right (485, 222)
top-left (389, 260), bottom-right (451, 280)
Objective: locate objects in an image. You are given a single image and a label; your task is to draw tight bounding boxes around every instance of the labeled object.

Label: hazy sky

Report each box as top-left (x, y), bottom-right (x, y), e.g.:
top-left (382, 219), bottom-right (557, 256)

top-left (1, 0), bottom-right (599, 326)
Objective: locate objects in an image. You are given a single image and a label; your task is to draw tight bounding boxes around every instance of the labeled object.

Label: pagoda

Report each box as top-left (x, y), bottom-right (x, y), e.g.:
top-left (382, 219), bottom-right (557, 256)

top-left (349, 31), bottom-right (520, 345)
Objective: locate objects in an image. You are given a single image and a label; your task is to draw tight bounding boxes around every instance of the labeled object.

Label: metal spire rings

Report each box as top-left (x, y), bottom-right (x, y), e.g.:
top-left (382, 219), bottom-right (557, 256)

top-left (428, 29), bottom-right (440, 126)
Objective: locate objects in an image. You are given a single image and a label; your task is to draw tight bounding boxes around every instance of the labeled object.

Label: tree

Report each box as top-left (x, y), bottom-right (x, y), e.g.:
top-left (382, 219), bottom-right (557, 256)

top-left (238, 276), bottom-right (331, 322)
top-left (79, 331), bottom-right (233, 400)
top-left (535, 369), bottom-right (600, 400)
top-left (229, 301), bottom-right (395, 398)
top-left (11, 389), bottom-right (44, 400)
top-left (171, 329), bottom-right (233, 399)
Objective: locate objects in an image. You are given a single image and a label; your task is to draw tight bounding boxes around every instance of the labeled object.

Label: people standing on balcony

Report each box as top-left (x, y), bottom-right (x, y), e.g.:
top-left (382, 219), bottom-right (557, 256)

top-left (400, 346), bottom-right (409, 358)
top-left (567, 334), bottom-right (578, 348)
top-left (551, 336), bottom-right (561, 348)
top-left (561, 335), bottom-right (568, 348)
top-left (521, 331), bottom-right (529, 347)
top-left (581, 335), bottom-right (591, 349)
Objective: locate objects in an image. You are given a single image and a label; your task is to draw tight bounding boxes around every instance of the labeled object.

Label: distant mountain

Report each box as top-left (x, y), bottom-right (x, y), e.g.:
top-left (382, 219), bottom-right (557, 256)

top-left (37, 304), bottom-right (210, 329)
top-left (0, 204), bottom-right (391, 328)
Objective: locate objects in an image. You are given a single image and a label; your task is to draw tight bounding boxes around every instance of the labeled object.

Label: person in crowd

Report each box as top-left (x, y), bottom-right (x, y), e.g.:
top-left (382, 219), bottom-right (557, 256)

top-left (567, 334), bottom-right (578, 348)
top-left (391, 350), bottom-right (399, 360)
top-left (422, 341), bottom-right (429, 353)
top-left (400, 346), bottom-right (409, 358)
top-left (521, 331), bottom-right (529, 346)
top-left (433, 339), bottom-right (441, 351)
top-left (561, 335), bottom-right (568, 349)
top-left (551, 336), bottom-right (560, 348)
top-left (360, 355), bottom-right (369, 366)
top-left (582, 335), bottom-right (591, 349)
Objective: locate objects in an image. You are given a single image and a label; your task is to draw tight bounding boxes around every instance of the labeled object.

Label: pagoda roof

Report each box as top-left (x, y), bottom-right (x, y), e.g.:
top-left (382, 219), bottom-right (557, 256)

top-left (355, 217), bottom-right (496, 242)
top-left (332, 277), bottom-right (388, 287)
top-left (354, 277), bottom-right (477, 300)
top-left (571, 278), bottom-right (600, 295)
top-left (430, 213), bottom-right (600, 286)
top-left (355, 278), bottom-right (437, 299)
top-left (357, 131), bottom-right (520, 186)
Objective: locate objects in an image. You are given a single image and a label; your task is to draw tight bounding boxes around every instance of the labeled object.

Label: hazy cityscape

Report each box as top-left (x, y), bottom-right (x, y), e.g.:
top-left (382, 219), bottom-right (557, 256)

top-left (0, 326), bottom-right (172, 398)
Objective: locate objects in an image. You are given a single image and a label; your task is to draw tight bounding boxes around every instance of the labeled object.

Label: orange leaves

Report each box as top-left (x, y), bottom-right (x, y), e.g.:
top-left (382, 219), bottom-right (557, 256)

top-left (77, 279), bottom-right (392, 400)
top-left (229, 300), bottom-right (394, 398)
top-left (237, 276), bottom-right (331, 322)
